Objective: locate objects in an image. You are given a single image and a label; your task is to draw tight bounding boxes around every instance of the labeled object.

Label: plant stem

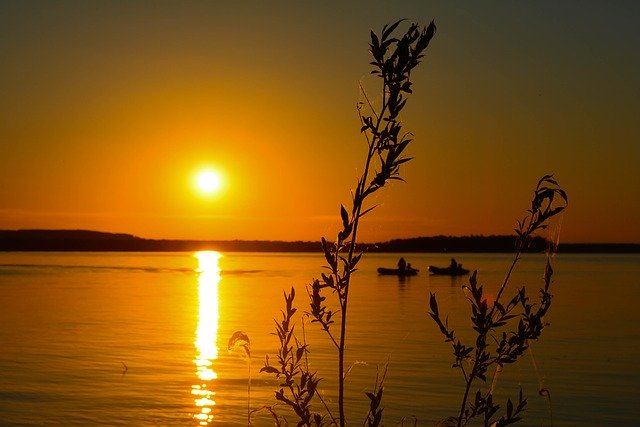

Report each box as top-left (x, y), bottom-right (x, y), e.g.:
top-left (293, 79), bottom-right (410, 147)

top-left (493, 252), bottom-right (521, 314)
top-left (457, 378), bottom-right (473, 427)
top-left (337, 85), bottom-right (389, 426)
top-left (338, 300), bottom-right (347, 426)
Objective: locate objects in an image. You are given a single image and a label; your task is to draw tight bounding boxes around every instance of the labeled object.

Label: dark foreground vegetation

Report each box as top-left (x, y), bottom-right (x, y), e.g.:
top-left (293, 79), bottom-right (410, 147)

top-left (1, 229), bottom-right (637, 253)
top-left (248, 19), bottom-right (568, 427)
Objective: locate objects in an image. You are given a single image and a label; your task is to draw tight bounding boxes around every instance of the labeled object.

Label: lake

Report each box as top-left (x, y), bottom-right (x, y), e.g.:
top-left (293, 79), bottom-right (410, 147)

top-left (1, 251), bottom-right (639, 426)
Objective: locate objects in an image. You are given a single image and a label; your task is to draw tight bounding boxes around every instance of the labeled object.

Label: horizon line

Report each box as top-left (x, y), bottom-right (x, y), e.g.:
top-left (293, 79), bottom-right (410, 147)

top-left (1, 228), bottom-right (639, 246)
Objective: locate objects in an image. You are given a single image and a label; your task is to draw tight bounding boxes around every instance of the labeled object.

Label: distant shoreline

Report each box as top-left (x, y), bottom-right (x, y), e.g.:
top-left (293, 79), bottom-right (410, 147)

top-left (1, 229), bottom-right (639, 253)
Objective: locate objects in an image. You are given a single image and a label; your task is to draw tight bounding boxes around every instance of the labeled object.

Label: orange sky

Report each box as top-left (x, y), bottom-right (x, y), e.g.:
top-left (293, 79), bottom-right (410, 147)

top-left (1, 2), bottom-right (639, 243)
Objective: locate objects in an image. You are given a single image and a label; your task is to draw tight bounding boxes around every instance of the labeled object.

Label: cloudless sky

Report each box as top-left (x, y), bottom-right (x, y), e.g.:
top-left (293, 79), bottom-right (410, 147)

top-left (1, 1), bottom-right (639, 243)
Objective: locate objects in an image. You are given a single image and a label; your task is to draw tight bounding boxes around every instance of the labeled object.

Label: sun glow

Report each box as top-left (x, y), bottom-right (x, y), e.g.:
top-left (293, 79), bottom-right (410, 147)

top-left (196, 170), bottom-right (223, 194)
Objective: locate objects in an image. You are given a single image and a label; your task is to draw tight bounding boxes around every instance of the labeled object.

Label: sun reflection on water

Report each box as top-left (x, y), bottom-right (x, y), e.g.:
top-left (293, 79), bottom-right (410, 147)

top-left (192, 251), bottom-right (221, 425)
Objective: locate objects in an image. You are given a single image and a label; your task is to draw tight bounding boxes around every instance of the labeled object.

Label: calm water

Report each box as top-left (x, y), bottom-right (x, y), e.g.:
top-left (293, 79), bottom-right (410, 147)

top-left (1, 252), bottom-right (639, 426)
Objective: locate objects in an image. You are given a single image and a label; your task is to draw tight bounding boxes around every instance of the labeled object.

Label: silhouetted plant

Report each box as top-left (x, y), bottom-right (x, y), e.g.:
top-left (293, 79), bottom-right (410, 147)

top-left (429, 175), bottom-right (567, 427)
top-left (229, 331), bottom-right (252, 425)
top-left (261, 288), bottom-right (326, 426)
top-left (364, 363), bottom-right (388, 427)
top-left (260, 19), bottom-right (436, 427)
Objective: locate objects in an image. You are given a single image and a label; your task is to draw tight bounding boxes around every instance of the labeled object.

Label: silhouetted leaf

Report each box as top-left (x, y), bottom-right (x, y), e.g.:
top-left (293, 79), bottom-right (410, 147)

top-left (370, 30), bottom-right (380, 54)
top-left (321, 237), bottom-right (336, 270)
top-left (350, 253), bottom-right (363, 270)
top-left (260, 366), bottom-right (281, 375)
top-left (228, 331), bottom-right (251, 357)
top-left (429, 292), bottom-right (439, 314)
top-left (382, 19), bottom-right (404, 41)
top-left (340, 204), bottom-right (349, 228)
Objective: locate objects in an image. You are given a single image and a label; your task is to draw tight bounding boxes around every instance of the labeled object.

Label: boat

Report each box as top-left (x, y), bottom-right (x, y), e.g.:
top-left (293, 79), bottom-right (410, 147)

top-left (377, 267), bottom-right (419, 276)
top-left (427, 265), bottom-right (469, 276)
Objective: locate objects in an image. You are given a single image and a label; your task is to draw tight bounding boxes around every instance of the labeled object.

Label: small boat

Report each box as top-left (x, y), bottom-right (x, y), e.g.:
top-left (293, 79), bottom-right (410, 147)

top-left (428, 265), bottom-right (469, 276)
top-left (377, 267), bottom-right (419, 276)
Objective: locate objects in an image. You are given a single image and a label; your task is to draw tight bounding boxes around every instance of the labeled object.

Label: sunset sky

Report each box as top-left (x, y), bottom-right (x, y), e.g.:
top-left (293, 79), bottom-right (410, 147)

top-left (1, 1), bottom-right (638, 243)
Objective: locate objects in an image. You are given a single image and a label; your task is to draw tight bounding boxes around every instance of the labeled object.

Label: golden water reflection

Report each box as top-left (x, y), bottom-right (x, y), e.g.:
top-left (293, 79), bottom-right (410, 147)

top-left (192, 251), bottom-right (221, 425)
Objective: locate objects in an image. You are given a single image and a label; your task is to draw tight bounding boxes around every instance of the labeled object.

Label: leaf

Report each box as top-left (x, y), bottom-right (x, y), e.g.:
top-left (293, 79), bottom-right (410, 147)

top-left (359, 205), bottom-right (378, 218)
top-left (350, 252), bottom-right (363, 270)
top-left (275, 390), bottom-right (296, 408)
top-left (370, 30), bottom-right (380, 50)
top-left (260, 365), bottom-right (281, 375)
top-left (228, 331), bottom-right (251, 357)
top-left (382, 19), bottom-right (404, 41)
top-left (373, 387), bottom-right (384, 407)
top-left (393, 156), bottom-right (413, 167)
top-left (339, 223), bottom-right (353, 242)
top-left (429, 292), bottom-right (439, 316)
top-left (340, 204), bottom-right (349, 228)
top-left (321, 237), bottom-right (336, 270)
top-left (417, 21), bottom-right (436, 53)
top-left (296, 346), bottom-right (305, 362)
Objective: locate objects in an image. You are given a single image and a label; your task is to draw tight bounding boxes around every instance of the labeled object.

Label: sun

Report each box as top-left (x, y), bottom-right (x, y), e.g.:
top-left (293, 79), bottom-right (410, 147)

top-left (196, 169), bottom-right (223, 195)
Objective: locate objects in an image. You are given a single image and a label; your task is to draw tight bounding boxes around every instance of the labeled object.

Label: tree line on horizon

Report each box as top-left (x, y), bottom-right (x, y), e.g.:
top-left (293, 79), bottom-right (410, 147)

top-left (0, 229), bottom-right (637, 253)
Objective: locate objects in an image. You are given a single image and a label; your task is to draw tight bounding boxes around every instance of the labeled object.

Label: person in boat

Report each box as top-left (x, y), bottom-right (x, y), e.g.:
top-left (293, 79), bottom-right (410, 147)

top-left (406, 263), bottom-right (413, 271)
top-left (448, 258), bottom-right (464, 271)
top-left (397, 257), bottom-right (407, 272)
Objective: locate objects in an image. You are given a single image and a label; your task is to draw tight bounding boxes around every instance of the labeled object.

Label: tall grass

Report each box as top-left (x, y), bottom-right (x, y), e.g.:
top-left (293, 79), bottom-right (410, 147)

top-left (429, 175), bottom-right (567, 427)
top-left (258, 19), bottom-right (436, 426)
top-left (245, 19), bottom-right (567, 427)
